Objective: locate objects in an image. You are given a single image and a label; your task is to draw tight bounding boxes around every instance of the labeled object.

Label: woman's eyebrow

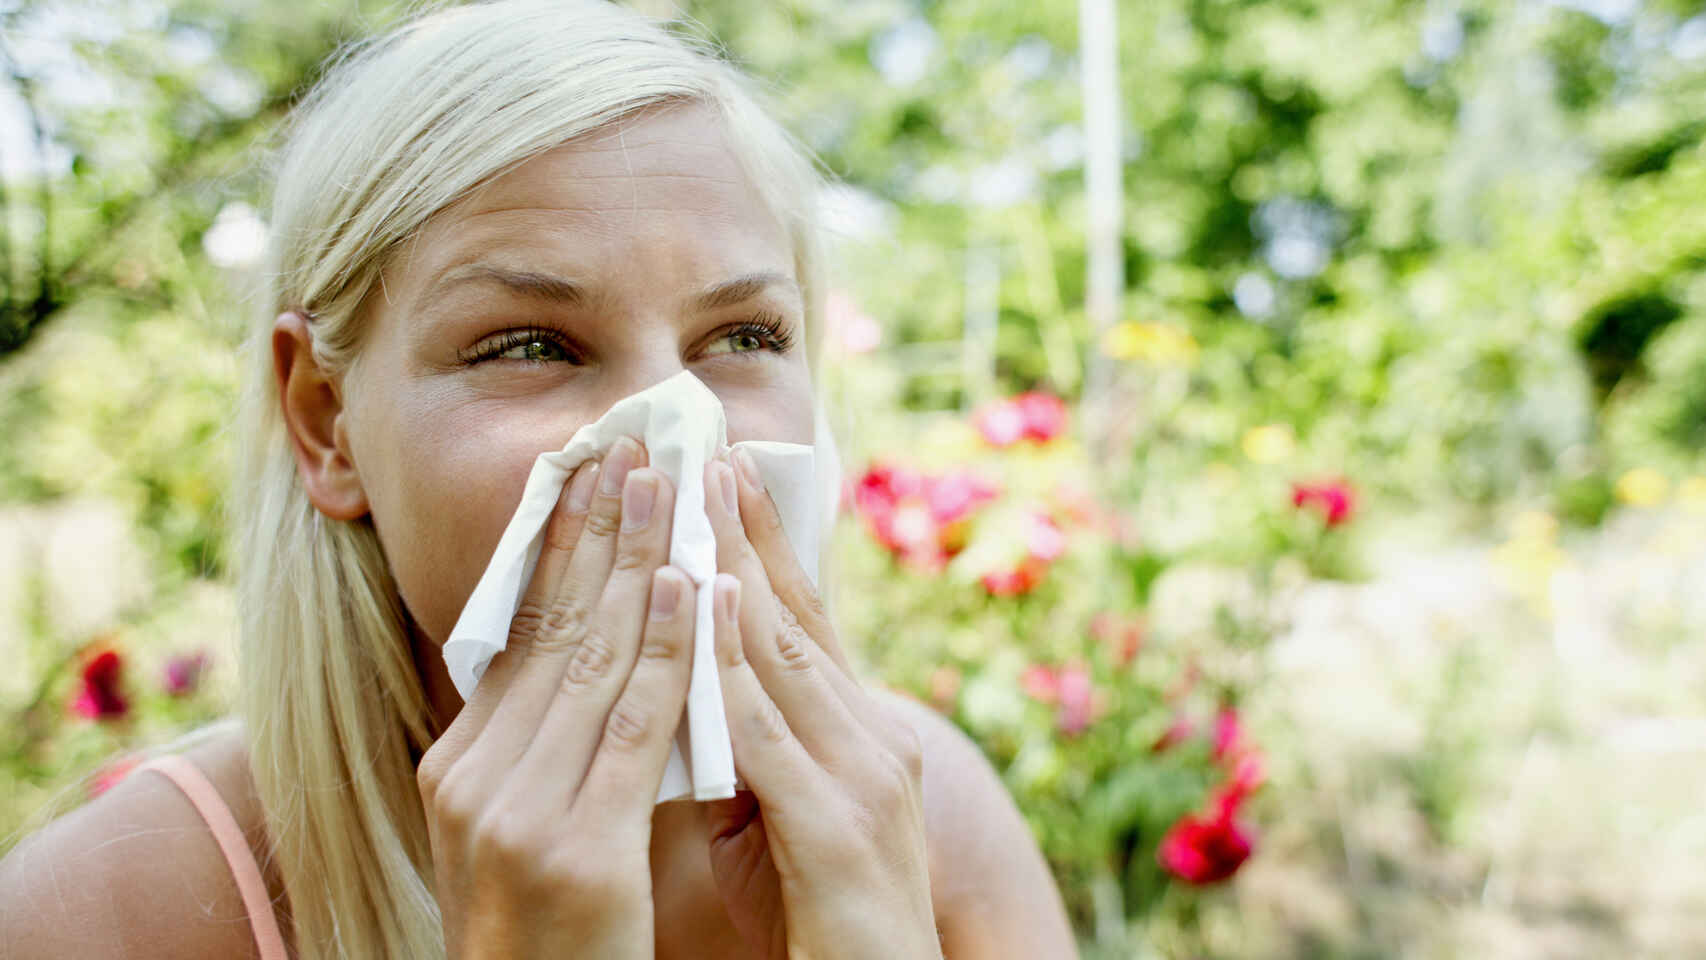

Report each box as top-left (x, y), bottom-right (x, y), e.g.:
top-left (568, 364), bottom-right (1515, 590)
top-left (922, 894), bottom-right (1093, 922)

top-left (692, 271), bottom-right (798, 310)
top-left (425, 264), bottom-right (588, 307)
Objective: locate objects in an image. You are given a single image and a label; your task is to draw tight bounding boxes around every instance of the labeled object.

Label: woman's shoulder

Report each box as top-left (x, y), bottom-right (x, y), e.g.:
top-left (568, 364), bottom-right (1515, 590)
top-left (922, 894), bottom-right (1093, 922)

top-left (0, 725), bottom-right (286, 959)
top-left (872, 687), bottom-right (1080, 958)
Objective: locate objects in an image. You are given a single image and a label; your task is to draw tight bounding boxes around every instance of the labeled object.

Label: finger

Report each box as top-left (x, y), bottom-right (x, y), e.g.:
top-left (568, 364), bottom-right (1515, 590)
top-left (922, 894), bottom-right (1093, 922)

top-left (559, 436), bottom-right (647, 604)
top-left (729, 447), bottom-right (855, 675)
top-left (508, 466), bottom-right (676, 806)
top-left (458, 451), bottom-right (652, 793)
top-left (424, 461), bottom-right (599, 779)
top-left (706, 460), bottom-right (871, 755)
top-left (723, 453), bottom-right (916, 760)
top-left (709, 574), bottom-right (829, 819)
top-left (571, 566), bottom-right (696, 827)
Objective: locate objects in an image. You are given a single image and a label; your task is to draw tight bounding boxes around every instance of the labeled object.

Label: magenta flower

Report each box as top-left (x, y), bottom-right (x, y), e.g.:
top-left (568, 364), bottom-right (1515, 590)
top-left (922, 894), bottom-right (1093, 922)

top-left (1291, 478), bottom-right (1357, 527)
top-left (72, 649), bottom-right (129, 721)
top-left (163, 651), bottom-right (209, 697)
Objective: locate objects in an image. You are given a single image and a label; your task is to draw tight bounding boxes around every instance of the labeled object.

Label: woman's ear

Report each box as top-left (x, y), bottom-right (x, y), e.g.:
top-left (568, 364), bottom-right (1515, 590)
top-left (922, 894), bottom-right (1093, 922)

top-left (273, 312), bottom-right (370, 521)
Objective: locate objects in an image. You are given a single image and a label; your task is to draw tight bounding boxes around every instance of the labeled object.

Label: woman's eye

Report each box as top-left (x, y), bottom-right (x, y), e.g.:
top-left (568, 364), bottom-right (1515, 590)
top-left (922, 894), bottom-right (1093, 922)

top-left (703, 318), bottom-right (796, 358)
top-left (497, 337), bottom-right (571, 362)
top-left (706, 331), bottom-right (767, 356)
top-left (461, 329), bottom-right (578, 365)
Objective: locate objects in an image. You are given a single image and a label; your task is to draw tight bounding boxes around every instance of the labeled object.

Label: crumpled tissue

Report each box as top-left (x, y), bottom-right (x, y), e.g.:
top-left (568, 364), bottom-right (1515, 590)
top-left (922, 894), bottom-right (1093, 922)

top-left (443, 371), bottom-right (824, 803)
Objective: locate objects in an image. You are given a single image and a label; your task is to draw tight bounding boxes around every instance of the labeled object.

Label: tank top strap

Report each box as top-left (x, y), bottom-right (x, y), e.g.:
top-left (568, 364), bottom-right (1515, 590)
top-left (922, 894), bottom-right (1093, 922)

top-left (135, 754), bottom-right (289, 960)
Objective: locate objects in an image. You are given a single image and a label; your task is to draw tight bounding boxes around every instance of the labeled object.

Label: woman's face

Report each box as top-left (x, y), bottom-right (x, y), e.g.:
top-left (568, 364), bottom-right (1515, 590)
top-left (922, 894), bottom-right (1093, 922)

top-left (334, 103), bottom-right (814, 654)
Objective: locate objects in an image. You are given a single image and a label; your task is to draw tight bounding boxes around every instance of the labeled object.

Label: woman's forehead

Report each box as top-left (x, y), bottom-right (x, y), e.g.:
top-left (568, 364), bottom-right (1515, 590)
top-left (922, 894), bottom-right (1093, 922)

top-left (390, 102), bottom-right (795, 302)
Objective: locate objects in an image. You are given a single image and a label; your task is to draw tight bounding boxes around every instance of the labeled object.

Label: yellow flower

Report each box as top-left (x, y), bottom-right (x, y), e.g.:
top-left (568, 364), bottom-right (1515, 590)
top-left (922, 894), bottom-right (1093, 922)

top-left (1240, 424), bottom-right (1295, 464)
top-left (1101, 321), bottom-right (1199, 366)
top-left (1678, 475), bottom-right (1706, 514)
top-left (1615, 468), bottom-right (1670, 507)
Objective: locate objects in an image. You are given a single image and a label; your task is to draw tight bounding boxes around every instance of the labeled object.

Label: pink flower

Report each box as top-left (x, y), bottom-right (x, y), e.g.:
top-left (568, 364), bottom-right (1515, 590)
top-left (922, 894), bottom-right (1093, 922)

top-left (1055, 663), bottom-right (1094, 736)
top-left (974, 400), bottom-right (1026, 447)
top-left (163, 651), bottom-right (208, 697)
top-left (1212, 706), bottom-right (1243, 763)
top-left (927, 470), bottom-right (1000, 526)
top-left (88, 754), bottom-right (140, 799)
top-left (1291, 479), bottom-right (1357, 527)
top-left (1020, 665), bottom-right (1057, 704)
top-left (1025, 512), bottom-right (1067, 562)
top-left (973, 392), bottom-right (1070, 447)
top-left (72, 650), bottom-right (129, 721)
top-left (1014, 392), bottom-right (1068, 442)
top-left (1157, 805), bottom-right (1254, 885)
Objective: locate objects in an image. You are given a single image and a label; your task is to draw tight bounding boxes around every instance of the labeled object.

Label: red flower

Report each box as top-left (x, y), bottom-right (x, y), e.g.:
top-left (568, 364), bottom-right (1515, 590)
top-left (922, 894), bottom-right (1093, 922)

top-left (1157, 805), bottom-right (1254, 885)
top-left (1291, 479), bottom-right (1357, 527)
top-left (163, 651), bottom-right (208, 697)
top-left (974, 400), bottom-right (1026, 447)
top-left (981, 559), bottom-right (1044, 596)
top-left (854, 463), bottom-right (998, 570)
top-left (72, 650), bottom-right (129, 721)
top-left (1014, 391), bottom-right (1068, 442)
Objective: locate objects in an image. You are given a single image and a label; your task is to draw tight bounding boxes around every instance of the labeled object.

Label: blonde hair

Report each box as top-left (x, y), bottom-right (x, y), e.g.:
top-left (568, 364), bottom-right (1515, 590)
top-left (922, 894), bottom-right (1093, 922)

top-left (234, 3), bottom-right (827, 956)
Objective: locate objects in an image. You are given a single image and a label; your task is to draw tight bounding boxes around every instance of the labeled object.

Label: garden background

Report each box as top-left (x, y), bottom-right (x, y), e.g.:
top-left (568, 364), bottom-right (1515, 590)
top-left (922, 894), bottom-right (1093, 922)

top-left (3, 0), bottom-right (1705, 956)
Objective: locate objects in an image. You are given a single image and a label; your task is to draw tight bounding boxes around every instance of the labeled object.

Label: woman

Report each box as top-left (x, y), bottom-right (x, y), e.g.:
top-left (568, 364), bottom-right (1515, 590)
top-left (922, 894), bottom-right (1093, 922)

top-left (0, 2), bottom-right (1075, 957)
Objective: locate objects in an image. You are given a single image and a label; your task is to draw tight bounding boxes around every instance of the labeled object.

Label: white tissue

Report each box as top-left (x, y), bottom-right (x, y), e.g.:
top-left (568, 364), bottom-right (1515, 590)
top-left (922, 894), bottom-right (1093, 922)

top-left (443, 371), bottom-right (822, 803)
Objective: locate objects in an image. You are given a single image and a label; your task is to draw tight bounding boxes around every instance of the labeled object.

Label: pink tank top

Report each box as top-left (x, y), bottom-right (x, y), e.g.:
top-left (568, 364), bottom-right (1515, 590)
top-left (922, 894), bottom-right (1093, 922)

top-left (135, 755), bottom-right (290, 960)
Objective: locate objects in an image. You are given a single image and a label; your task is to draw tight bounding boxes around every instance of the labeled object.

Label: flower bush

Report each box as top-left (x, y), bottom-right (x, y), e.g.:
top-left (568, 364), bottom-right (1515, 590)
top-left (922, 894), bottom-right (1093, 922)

top-left (837, 389), bottom-right (1280, 937)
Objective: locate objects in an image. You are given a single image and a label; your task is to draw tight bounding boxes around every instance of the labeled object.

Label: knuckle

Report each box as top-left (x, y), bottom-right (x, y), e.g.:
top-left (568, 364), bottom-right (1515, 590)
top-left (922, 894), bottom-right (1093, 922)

top-left (473, 810), bottom-right (537, 873)
top-left (560, 628), bottom-right (617, 691)
top-left (774, 620), bottom-right (816, 674)
top-left (415, 748), bottom-right (449, 805)
top-left (602, 699), bottom-right (657, 752)
top-left (639, 622), bottom-right (688, 662)
top-left (581, 505), bottom-right (622, 541)
top-left (429, 769), bottom-right (480, 834)
top-left (611, 542), bottom-right (656, 574)
top-left (744, 698), bottom-right (792, 746)
top-left (533, 598), bottom-right (588, 653)
top-left (506, 600), bottom-right (550, 643)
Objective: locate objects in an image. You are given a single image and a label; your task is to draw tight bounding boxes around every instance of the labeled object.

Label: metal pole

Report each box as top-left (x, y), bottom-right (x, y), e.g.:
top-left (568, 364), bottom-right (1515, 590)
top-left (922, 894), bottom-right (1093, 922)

top-left (1079, 0), bottom-right (1123, 458)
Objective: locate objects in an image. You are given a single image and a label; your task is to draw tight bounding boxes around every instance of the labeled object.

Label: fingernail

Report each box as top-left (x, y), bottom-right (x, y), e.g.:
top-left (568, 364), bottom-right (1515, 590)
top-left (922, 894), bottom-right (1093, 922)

top-left (565, 465), bottom-right (598, 514)
top-left (599, 437), bottom-right (638, 496)
top-left (650, 570), bottom-right (680, 619)
top-left (622, 470), bottom-right (657, 530)
top-left (717, 574), bottom-right (740, 621)
top-left (717, 462), bottom-right (739, 515)
top-left (735, 448), bottom-right (762, 490)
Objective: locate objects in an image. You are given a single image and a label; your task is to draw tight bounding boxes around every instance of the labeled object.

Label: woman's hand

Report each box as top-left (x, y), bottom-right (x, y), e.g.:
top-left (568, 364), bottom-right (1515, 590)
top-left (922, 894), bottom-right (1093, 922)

top-left (414, 438), bottom-right (695, 960)
top-left (701, 451), bottom-right (943, 960)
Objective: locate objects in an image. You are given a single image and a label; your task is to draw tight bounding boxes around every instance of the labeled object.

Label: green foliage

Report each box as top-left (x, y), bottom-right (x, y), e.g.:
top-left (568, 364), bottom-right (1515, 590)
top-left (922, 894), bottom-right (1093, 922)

top-left (3, 0), bottom-right (1706, 954)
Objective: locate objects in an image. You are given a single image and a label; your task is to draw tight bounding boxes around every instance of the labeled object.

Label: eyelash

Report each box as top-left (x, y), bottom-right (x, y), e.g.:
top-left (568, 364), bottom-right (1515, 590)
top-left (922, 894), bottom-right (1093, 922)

top-left (458, 314), bottom-right (797, 366)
